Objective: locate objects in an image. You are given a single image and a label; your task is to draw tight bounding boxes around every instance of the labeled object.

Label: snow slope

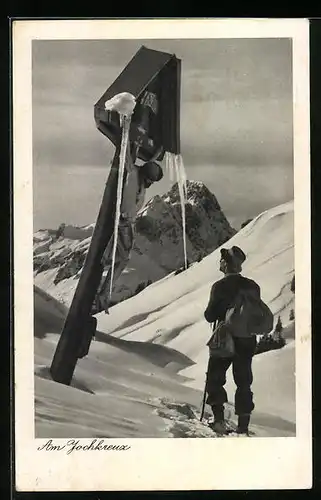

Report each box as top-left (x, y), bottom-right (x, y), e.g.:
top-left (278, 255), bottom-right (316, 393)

top-left (34, 201), bottom-right (295, 438)
top-left (34, 287), bottom-right (206, 438)
top-left (97, 201), bottom-right (294, 356)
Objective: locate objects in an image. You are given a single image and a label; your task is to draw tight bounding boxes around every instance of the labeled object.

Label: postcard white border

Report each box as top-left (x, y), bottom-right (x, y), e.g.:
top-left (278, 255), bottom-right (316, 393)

top-left (13, 18), bottom-right (311, 491)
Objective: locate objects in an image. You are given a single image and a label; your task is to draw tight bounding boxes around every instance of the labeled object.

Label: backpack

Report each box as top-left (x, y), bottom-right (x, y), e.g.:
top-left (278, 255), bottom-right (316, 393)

top-left (207, 320), bottom-right (235, 358)
top-left (206, 287), bottom-right (274, 357)
top-left (225, 289), bottom-right (274, 337)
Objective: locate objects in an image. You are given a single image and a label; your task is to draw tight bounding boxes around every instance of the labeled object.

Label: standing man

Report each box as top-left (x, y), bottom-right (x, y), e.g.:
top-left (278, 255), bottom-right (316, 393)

top-left (204, 245), bottom-right (261, 436)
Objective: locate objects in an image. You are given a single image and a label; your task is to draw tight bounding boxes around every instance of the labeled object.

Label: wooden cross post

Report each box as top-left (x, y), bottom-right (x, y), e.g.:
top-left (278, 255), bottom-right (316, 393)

top-left (50, 138), bottom-right (122, 385)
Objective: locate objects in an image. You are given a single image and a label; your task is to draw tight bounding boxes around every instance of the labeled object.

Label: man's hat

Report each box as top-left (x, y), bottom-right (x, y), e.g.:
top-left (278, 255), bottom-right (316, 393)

top-left (220, 246), bottom-right (246, 266)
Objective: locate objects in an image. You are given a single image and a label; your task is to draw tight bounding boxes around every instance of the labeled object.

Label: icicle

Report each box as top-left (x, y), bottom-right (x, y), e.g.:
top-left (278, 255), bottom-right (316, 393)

top-left (108, 114), bottom-right (131, 299)
top-left (164, 151), bottom-right (175, 186)
top-left (164, 152), bottom-right (188, 270)
top-left (176, 154), bottom-right (188, 200)
top-left (174, 154), bottom-right (188, 270)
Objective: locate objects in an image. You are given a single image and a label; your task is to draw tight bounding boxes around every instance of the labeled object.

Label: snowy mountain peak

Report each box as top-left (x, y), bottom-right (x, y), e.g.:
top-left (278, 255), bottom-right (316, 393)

top-left (164, 180), bottom-right (221, 211)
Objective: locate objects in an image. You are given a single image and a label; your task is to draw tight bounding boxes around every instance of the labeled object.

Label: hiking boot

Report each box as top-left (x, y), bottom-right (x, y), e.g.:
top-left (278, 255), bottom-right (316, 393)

top-left (209, 420), bottom-right (231, 435)
top-left (236, 414), bottom-right (250, 435)
top-left (235, 430), bottom-right (250, 437)
top-left (211, 404), bottom-right (225, 422)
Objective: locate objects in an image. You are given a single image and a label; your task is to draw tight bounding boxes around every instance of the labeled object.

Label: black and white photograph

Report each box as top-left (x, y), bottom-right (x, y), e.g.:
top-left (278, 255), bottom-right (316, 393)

top-left (13, 19), bottom-right (311, 491)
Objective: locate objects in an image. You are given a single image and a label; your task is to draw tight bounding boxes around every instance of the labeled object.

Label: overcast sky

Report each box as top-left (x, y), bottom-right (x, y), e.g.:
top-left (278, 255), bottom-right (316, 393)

top-left (32, 38), bottom-right (294, 230)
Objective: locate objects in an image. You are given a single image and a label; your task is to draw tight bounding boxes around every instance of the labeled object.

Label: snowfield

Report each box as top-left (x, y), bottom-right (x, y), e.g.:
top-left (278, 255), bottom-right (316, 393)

top-left (34, 200), bottom-right (295, 438)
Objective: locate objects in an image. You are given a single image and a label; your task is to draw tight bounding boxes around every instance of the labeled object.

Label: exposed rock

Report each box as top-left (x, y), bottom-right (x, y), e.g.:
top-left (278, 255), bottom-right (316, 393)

top-left (34, 180), bottom-right (235, 309)
top-left (135, 181), bottom-right (235, 272)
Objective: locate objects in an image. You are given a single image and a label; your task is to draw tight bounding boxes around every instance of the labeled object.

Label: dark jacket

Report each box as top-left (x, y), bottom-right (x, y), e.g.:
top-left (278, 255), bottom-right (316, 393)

top-left (204, 274), bottom-right (261, 324)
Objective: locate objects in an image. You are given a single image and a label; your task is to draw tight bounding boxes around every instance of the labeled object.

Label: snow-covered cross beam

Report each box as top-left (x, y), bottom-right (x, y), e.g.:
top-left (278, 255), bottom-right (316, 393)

top-left (50, 46), bottom-right (182, 386)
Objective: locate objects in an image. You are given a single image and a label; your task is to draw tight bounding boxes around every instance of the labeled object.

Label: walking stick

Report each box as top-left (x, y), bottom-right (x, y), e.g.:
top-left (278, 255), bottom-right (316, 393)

top-left (200, 320), bottom-right (217, 422)
top-left (200, 356), bottom-right (210, 422)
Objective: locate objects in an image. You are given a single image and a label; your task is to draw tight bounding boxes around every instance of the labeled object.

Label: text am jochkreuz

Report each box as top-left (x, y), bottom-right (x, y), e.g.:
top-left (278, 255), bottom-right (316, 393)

top-left (38, 439), bottom-right (131, 455)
